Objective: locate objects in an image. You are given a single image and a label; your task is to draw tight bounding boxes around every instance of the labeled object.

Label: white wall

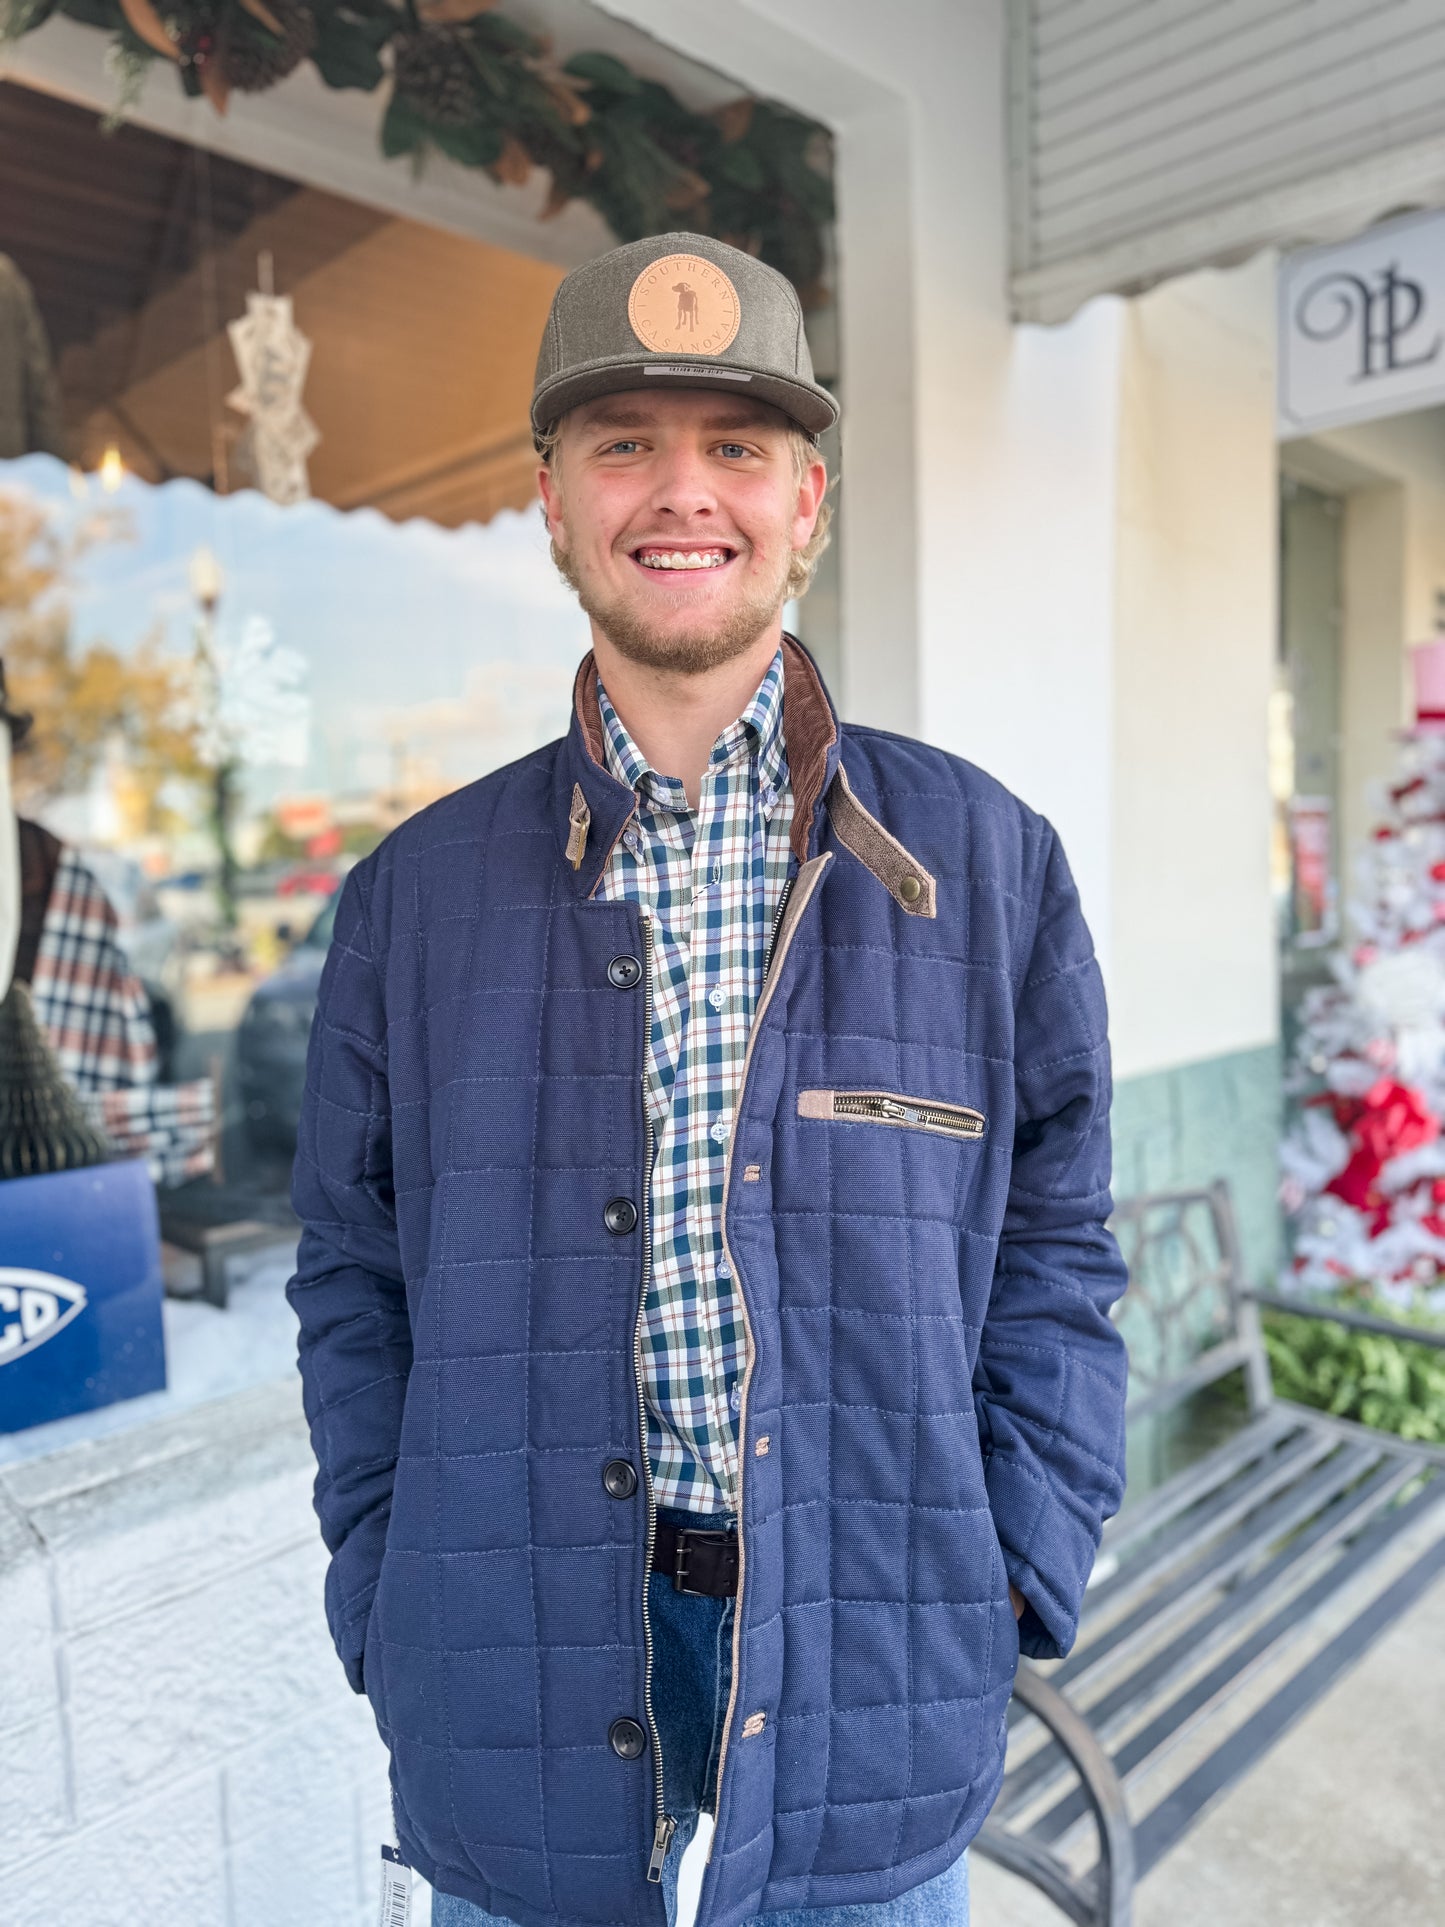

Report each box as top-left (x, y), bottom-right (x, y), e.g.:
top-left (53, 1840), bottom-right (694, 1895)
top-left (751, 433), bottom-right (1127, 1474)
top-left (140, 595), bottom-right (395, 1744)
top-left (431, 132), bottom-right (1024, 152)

top-left (1109, 257), bottom-right (1280, 1081)
top-left (0, 1380), bottom-right (391, 1927)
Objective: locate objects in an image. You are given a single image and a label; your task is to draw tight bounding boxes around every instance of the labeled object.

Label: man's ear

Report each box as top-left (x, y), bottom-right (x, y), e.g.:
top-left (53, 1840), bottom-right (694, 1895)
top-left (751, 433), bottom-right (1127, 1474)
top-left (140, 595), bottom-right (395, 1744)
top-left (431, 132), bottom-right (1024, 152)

top-left (537, 462), bottom-right (563, 541)
top-left (793, 456), bottom-right (828, 544)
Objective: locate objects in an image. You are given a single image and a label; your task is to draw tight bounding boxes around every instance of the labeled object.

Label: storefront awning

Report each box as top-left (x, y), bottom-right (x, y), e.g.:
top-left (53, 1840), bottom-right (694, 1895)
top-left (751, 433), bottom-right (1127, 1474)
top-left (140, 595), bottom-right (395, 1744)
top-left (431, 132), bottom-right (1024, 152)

top-left (1009, 0), bottom-right (1445, 324)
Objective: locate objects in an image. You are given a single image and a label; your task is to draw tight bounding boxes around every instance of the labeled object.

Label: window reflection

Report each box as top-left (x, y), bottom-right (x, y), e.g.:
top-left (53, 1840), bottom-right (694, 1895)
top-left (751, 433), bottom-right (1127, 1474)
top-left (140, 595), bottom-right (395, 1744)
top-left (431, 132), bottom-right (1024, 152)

top-left (0, 82), bottom-right (588, 1239)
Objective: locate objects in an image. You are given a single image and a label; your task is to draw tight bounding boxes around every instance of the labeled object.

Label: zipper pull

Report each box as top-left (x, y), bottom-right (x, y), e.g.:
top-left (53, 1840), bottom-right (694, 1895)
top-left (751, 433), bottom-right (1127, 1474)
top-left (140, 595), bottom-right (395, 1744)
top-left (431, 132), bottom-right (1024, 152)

top-left (565, 783), bottom-right (591, 870)
top-left (647, 1813), bottom-right (676, 1882)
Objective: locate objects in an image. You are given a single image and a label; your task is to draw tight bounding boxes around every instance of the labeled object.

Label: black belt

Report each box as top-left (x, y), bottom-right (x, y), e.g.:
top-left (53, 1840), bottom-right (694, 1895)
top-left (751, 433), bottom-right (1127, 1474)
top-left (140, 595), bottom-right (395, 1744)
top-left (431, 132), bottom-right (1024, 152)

top-left (651, 1520), bottom-right (739, 1596)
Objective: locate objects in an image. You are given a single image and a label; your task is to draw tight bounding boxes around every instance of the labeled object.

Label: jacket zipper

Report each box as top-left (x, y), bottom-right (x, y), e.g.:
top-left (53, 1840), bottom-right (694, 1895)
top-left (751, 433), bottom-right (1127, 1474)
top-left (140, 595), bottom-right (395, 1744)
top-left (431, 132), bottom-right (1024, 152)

top-left (634, 910), bottom-right (676, 1883)
top-left (827, 1091), bottom-right (985, 1139)
top-left (761, 873), bottom-right (795, 984)
top-left (707, 853), bottom-right (832, 1867)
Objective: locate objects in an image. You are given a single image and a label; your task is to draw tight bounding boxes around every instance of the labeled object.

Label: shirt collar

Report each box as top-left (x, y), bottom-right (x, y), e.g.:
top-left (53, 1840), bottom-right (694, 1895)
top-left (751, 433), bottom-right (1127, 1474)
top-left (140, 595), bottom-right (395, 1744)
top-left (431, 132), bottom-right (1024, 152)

top-left (596, 646), bottom-right (788, 811)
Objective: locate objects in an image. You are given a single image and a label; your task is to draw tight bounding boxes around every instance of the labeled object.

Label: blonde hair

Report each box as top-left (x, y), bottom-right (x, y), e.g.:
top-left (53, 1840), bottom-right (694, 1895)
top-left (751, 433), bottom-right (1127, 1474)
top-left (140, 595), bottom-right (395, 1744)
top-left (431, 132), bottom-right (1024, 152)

top-left (537, 415), bottom-right (833, 601)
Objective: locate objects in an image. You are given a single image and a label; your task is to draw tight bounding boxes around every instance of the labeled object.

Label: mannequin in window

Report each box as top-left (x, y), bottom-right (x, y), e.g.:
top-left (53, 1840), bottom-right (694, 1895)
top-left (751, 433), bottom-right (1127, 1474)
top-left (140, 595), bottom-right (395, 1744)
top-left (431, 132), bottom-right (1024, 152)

top-left (1, 661), bottom-right (214, 1182)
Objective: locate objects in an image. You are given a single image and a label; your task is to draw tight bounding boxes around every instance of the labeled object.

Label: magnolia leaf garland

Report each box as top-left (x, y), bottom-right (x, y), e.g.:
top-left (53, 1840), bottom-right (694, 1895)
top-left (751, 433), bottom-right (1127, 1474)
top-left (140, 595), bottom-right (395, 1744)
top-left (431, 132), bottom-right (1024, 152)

top-left (8, 0), bottom-right (833, 297)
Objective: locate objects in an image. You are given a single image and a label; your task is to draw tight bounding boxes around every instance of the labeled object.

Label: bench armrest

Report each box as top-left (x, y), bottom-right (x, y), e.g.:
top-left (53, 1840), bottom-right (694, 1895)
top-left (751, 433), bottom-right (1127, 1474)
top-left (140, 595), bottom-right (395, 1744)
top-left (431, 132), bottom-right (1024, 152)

top-left (1245, 1289), bottom-right (1445, 1353)
top-left (975, 1666), bottom-right (1135, 1927)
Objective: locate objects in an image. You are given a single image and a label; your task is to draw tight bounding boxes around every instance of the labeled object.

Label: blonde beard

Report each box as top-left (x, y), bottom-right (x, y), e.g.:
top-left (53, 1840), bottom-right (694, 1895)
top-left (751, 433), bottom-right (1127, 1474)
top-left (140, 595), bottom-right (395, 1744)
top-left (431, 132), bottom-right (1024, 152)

top-left (551, 538), bottom-right (789, 674)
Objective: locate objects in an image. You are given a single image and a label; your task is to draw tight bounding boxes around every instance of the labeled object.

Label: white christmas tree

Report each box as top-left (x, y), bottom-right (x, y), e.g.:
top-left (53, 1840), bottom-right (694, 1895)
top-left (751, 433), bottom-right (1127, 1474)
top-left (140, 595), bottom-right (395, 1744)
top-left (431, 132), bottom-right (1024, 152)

top-left (1281, 639), bottom-right (1445, 1310)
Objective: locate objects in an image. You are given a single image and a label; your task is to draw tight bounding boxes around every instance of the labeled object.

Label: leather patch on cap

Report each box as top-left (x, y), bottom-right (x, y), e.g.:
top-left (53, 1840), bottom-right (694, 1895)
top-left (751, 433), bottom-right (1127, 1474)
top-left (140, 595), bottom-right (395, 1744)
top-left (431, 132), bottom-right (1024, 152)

top-left (628, 253), bottom-right (741, 357)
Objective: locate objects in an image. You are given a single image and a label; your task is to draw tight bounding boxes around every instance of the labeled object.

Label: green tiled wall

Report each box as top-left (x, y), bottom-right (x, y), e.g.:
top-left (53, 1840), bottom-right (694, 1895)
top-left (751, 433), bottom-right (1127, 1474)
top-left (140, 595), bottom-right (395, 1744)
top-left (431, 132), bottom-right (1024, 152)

top-left (1110, 1041), bottom-right (1283, 1288)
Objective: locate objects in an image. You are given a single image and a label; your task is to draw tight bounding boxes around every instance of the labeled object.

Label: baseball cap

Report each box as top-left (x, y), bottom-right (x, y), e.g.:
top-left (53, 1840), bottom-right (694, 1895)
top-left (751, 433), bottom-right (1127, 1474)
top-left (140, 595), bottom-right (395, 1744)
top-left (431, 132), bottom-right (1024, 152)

top-left (531, 231), bottom-right (838, 447)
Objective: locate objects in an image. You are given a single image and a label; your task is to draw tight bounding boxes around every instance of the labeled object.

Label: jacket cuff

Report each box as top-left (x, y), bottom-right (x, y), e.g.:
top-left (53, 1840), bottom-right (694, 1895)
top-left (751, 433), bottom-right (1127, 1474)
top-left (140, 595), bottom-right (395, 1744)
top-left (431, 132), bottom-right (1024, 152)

top-left (985, 1452), bottom-right (1099, 1661)
top-left (334, 1587), bottom-right (376, 1697)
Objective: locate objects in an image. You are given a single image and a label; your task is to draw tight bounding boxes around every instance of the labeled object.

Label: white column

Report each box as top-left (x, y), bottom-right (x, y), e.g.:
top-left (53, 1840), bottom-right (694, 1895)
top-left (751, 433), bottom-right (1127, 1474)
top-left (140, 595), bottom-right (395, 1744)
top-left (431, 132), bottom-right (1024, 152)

top-left (1109, 258), bottom-right (1280, 1079)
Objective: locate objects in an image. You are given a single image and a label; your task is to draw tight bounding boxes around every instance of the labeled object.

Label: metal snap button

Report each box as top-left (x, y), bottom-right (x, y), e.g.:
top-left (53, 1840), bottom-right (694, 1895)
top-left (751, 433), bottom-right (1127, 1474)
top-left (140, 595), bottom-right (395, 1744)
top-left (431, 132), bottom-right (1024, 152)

top-left (899, 875), bottom-right (922, 903)
top-left (608, 954), bottom-right (642, 989)
top-left (603, 1197), bottom-right (638, 1236)
top-left (602, 1459), bottom-right (638, 1499)
top-left (609, 1717), bottom-right (647, 1760)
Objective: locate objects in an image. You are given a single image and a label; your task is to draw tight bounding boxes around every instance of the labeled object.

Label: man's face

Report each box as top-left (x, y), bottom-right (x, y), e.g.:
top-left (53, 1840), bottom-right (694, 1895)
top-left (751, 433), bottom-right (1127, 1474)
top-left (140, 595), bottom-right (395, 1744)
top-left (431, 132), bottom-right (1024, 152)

top-left (537, 390), bottom-right (826, 674)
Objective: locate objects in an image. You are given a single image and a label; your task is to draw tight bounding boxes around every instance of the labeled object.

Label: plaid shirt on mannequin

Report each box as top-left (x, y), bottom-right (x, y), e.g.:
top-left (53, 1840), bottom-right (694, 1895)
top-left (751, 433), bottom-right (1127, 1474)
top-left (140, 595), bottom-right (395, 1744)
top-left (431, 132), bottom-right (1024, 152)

top-left (29, 847), bottom-right (215, 1185)
top-left (30, 849), bottom-right (158, 1091)
top-left (596, 646), bottom-right (793, 1514)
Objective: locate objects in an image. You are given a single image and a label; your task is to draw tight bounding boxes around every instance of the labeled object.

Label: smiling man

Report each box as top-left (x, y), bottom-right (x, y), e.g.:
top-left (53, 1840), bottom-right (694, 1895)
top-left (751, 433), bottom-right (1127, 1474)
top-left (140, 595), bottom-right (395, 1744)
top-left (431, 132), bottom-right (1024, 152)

top-left (288, 233), bottom-right (1130, 1927)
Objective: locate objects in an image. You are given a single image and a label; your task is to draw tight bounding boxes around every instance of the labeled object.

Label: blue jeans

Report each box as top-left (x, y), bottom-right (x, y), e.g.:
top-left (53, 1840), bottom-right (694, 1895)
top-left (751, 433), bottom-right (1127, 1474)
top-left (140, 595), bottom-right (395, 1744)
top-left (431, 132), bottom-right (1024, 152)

top-left (432, 1504), bottom-right (969, 1926)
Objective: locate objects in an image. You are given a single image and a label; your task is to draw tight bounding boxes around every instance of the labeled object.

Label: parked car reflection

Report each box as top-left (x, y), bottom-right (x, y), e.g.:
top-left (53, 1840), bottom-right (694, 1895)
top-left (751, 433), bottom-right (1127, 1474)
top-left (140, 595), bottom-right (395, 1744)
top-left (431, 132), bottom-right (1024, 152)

top-left (235, 894), bottom-right (336, 1150)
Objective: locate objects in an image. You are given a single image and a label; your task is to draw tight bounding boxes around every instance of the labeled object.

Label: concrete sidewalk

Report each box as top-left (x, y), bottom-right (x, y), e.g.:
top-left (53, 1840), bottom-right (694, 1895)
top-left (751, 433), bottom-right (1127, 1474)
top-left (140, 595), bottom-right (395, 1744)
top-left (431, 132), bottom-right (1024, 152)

top-left (973, 1557), bottom-right (1445, 1926)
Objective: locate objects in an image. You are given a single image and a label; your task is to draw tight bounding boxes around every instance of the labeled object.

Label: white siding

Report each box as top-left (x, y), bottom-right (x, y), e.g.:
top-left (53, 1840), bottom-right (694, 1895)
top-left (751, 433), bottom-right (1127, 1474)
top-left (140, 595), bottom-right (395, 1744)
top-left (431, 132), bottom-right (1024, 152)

top-left (1011, 0), bottom-right (1445, 321)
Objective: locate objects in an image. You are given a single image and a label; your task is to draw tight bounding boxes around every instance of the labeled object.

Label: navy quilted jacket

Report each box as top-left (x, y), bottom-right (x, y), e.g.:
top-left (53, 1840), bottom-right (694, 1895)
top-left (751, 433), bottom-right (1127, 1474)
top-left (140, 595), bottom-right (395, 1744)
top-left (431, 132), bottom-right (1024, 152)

top-left (287, 636), bottom-right (1129, 1927)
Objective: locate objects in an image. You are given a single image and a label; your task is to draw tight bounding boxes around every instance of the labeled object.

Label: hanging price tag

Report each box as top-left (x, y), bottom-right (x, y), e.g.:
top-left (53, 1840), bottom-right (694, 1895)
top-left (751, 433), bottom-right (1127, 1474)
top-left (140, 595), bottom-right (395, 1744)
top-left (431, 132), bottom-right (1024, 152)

top-left (379, 1844), bottom-right (412, 1927)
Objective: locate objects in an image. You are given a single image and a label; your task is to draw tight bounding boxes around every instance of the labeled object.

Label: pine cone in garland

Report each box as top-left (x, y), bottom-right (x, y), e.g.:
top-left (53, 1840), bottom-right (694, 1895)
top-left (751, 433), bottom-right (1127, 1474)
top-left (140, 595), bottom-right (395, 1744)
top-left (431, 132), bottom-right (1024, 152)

top-left (0, 981), bottom-right (112, 1182)
top-left (218, 0), bottom-right (318, 93)
top-left (392, 24), bottom-right (481, 128)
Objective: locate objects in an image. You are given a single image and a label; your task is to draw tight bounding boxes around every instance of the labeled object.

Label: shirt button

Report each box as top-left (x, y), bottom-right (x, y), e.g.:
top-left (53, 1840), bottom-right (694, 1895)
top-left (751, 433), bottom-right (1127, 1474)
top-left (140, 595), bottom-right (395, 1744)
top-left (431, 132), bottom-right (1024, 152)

top-left (717, 1259), bottom-right (731, 1279)
top-left (623, 828), bottom-right (642, 855)
top-left (709, 987), bottom-right (726, 1011)
top-left (711, 1121), bottom-right (729, 1145)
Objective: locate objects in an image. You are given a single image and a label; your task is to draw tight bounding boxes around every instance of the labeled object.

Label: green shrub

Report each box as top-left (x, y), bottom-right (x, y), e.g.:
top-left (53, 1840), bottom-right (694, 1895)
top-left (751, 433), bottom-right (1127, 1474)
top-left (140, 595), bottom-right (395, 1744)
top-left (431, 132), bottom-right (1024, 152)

top-left (1263, 1305), bottom-right (1445, 1444)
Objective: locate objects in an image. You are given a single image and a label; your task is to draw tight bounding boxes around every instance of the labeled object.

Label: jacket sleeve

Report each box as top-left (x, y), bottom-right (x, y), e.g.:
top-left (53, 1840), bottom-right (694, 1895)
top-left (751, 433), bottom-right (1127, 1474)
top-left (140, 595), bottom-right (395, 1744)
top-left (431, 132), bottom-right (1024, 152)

top-left (286, 862), bottom-right (411, 1693)
top-left (974, 820), bottom-right (1129, 1661)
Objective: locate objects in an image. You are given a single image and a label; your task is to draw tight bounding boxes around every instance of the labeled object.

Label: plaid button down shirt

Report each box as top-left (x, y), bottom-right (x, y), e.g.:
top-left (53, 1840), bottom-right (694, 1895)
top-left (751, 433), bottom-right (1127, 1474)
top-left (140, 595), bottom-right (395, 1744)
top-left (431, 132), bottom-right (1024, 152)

top-left (596, 648), bottom-right (794, 1514)
top-left (28, 846), bottom-right (215, 1186)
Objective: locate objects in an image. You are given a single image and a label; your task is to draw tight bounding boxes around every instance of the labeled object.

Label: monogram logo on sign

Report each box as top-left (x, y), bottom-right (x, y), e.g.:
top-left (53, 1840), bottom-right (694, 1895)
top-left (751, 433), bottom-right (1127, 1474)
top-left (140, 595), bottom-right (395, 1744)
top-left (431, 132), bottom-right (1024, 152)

top-left (0, 1267), bottom-right (88, 1365)
top-left (628, 254), bottom-right (741, 357)
top-left (1294, 263), bottom-right (1443, 384)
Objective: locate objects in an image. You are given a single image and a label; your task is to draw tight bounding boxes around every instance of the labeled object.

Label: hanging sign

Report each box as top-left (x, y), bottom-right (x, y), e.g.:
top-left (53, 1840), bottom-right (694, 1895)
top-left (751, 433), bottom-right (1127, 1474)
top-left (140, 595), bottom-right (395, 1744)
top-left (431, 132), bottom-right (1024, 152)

top-left (226, 251), bottom-right (320, 506)
top-left (1278, 209), bottom-right (1445, 439)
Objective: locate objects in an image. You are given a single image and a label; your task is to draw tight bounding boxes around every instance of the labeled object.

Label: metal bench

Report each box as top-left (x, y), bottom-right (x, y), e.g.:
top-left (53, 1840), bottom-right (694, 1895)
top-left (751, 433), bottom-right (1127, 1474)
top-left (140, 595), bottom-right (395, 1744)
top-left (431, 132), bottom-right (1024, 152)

top-left (973, 1181), bottom-right (1445, 1926)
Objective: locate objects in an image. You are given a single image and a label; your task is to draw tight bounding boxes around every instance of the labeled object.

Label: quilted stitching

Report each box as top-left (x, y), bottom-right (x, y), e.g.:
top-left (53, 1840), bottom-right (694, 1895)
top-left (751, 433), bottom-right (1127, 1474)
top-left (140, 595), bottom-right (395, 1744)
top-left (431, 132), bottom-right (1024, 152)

top-left (287, 699), bottom-right (1128, 1927)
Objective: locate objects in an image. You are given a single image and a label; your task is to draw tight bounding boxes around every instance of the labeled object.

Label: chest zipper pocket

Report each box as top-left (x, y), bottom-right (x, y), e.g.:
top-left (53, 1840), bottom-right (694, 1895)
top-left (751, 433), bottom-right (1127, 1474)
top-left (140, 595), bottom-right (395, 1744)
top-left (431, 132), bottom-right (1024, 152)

top-left (798, 1088), bottom-right (986, 1141)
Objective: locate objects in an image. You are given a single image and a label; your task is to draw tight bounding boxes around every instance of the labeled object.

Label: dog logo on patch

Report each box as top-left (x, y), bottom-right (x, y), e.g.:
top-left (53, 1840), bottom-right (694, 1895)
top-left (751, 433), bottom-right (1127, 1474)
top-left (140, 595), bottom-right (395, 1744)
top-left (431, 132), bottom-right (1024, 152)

top-left (0, 1267), bottom-right (88, 1365)
top-left (629, 254), bottom-right (740, 357)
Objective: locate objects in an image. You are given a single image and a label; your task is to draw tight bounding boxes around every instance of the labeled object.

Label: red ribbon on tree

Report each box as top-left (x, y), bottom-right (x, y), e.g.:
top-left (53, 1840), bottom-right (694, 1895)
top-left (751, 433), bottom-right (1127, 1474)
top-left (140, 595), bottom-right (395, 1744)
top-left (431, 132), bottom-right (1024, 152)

top-left (1320, 1078), bottom-right (1441, 1230)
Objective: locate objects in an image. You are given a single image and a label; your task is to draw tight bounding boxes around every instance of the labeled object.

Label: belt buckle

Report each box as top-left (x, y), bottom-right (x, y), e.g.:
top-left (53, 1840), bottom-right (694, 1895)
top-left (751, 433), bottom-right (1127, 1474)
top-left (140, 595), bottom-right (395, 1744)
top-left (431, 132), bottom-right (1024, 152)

top-left (673, 1528), bottom-right (737, 1596)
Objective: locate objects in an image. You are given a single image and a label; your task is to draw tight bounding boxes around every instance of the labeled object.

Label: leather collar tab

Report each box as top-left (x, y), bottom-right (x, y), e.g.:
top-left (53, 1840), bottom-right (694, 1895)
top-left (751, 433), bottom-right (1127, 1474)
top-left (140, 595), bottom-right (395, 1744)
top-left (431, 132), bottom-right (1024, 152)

top-left (555, 632), bottom-right (842, 891)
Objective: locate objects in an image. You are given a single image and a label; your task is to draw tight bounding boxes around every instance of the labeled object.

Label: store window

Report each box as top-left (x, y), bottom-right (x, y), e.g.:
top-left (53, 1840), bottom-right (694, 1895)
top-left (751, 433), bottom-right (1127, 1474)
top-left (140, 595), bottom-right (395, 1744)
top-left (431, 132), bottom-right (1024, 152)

top-left (1275, 478), bottom-right (1344, 1061)
top-left (0, 69), bottom-right (837, 1304)
top-left (0, 86), bottom-right (594, 1243)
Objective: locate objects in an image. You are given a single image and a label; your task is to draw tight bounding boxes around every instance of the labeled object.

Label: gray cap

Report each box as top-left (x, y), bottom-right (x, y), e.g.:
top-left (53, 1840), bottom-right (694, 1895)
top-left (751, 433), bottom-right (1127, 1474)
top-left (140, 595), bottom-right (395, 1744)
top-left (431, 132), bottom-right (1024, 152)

top-left (531, 231), bottom-right (838, 445)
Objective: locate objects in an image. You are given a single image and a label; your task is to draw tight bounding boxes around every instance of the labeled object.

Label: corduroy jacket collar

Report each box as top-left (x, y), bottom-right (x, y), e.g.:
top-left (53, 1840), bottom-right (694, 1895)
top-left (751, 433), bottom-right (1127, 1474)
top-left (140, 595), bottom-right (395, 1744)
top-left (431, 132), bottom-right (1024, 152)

top-left (550, 631), bottom-right (843, 898)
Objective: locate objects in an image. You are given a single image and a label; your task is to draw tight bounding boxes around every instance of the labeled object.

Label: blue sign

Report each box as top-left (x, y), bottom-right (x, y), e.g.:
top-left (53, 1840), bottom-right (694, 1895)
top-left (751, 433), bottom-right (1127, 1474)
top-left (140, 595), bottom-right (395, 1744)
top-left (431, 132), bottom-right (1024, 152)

top-left (0, 1159), bottom-right (166, 1434)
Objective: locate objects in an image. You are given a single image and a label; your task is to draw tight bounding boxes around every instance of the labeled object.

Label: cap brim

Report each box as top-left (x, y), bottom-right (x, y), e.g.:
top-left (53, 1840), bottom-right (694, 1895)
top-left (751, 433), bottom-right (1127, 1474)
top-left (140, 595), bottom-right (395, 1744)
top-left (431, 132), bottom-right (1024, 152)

top-left (532, 355), bottom-right (839, 443)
